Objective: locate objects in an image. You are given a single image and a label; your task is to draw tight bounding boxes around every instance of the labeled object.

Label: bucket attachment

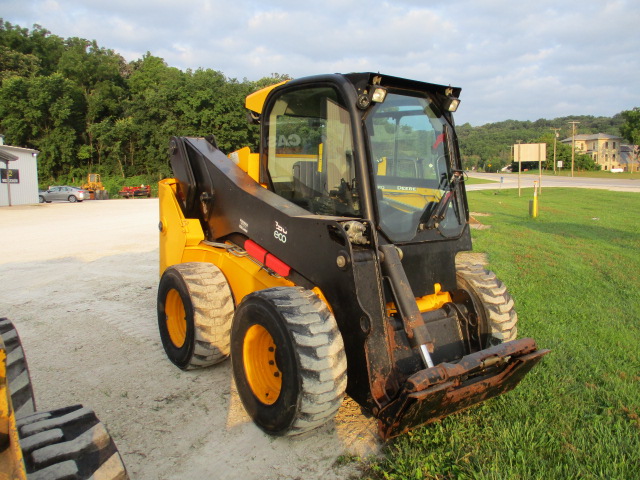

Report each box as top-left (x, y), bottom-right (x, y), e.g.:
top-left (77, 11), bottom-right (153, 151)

top-left (377, 338), bottom-right (550, 440)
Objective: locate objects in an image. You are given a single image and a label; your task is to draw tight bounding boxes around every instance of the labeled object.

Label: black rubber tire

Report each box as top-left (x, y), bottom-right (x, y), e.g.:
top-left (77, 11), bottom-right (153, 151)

top-left (68, 196), bottom-right (77, 203)
top-left (231, 287), bottom-right (347, 436)
top-left (17, 404), bottom-right (129, 480)
top-left (456, 263), bottom-right (518, 346)
top-left (158, 262), bottom-right (235, 370)
top-left (38, 196), bottom-right (45, 204)
top-left (0, 318), bottom-right (36, 418)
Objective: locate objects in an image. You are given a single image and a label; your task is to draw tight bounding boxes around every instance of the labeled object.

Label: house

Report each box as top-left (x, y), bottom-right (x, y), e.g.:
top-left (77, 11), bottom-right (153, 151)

top-left (0, 137), bottom-right (40, 206)
top-left (619, 144), bottom-right (639, 173)
top-left (560, 133), bottom-right (638, 172)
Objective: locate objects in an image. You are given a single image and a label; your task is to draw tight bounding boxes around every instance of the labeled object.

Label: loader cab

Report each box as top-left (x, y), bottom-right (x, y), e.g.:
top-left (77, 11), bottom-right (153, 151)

top-left (260, 74), bottom-right (467, 244)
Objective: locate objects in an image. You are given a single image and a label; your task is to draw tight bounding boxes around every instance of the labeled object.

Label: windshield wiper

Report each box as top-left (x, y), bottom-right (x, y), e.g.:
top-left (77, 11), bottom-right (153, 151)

top-left (419, 170), bottom-right (464, 230)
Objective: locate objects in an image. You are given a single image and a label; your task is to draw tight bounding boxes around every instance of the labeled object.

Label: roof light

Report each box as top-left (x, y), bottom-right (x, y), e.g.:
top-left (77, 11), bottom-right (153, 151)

top-left (371, 87), bottom-right (387, 103)
top-left (444, 97), bottom-right (460, 112)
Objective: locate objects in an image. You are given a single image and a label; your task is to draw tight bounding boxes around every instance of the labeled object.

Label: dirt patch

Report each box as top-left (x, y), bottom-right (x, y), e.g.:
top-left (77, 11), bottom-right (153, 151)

top-left (457, 252), bottom-right (489, 266)
top-left (468, 212), bottom-right (492, 230)
top-left (0, 200), bottom-right (379, 479)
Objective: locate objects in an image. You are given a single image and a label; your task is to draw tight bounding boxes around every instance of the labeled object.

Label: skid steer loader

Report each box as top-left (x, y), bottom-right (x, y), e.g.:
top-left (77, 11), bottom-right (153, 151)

top-left (157, 73), bottom-right (549, 439)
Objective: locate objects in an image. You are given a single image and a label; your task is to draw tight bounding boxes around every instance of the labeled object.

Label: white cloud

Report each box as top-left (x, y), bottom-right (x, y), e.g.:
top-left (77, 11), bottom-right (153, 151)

top-left (2, 0), bottom-right (639, 124)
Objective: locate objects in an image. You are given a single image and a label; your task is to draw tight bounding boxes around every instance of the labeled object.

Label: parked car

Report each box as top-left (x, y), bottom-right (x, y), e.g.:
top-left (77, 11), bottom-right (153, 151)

top-left (39, 186), bottom-right (89, 203)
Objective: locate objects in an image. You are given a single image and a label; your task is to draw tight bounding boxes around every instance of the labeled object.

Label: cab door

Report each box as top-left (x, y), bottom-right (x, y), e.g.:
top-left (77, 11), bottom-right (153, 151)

top-left (263, 85), bottom-right (362, 218)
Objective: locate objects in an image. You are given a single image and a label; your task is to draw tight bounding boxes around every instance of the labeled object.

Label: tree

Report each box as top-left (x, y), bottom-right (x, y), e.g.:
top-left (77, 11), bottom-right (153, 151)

top-left (0, 74), bottom-right (84, 180)
top-left (0, 21), bottom-right (64, 75)
top-left (620, 108), bottom-right (640, 172)
top-left (0, 45), bottom-right (40, 80)
top-left (620, 108), bottom-right (640, 144)
top-left (57, 38), bottom-right (128, 167)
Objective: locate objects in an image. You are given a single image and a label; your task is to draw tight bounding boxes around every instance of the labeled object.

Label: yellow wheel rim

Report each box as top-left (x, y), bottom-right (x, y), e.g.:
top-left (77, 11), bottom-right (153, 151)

top-left (243, 324), bottom-right (282, 405)
top-left (165, 289), bottom-right (187, 348)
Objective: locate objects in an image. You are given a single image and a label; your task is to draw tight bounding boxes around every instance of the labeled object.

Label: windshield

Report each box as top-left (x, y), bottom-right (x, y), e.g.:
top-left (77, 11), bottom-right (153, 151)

top-left (366, 91), bottom-right (463, 242)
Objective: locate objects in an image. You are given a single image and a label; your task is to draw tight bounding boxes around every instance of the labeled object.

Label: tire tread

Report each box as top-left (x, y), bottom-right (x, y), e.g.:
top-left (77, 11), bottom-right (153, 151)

top-left (17, 404), bottom-right (128, 480)
top-left (248, 287), bottom-right (347, 436)
top-left (163, 263), bottom-right (235, 369)
top-left (456, 264), bottom-right (518, 345)
top-left (0, 317), bottom-right (36, 417)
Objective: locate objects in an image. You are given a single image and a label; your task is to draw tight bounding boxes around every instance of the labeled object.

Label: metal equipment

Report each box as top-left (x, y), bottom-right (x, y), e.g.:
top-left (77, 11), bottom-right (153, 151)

top-left (0, 318), bottom-right (128, 479)
top-left (82, 173), bottom-right (109, 200)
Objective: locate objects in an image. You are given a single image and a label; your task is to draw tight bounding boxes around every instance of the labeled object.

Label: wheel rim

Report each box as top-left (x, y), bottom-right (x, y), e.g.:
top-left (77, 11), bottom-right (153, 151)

top-left (165, 288), bottom-right (187, 348)
top-left (243, 324), bottom-right (282, 405)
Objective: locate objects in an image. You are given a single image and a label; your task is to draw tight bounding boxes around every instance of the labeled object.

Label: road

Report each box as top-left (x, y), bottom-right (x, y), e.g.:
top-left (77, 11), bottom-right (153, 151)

top-left (466, 172), bottom-right (640, 192)
top-left (0, 199), bottom-right (374, 480)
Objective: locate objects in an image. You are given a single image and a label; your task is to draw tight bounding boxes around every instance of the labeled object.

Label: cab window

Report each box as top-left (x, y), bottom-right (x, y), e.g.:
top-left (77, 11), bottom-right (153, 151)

top-left (265, 87), bottom-right (360, 217)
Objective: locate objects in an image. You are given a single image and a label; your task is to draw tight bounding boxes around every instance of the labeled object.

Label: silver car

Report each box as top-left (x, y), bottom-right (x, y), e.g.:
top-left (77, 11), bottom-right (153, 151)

top-left (39, 186), bottom-right (89, 203)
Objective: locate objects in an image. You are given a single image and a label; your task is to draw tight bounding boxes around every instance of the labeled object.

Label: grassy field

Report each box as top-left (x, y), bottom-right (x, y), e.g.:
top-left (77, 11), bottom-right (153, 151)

top-left (464, 177), bottom-right (499, 185)
top-left (358, 188), bottom-right (640, 479)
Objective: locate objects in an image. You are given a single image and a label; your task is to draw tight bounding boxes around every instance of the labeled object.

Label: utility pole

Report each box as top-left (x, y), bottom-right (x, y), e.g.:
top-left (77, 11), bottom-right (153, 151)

top-left (568, 121), bottom-right (580, 177)
top-left (516, 140), bottom-right (522, 197)
top-left (551, 127), bottom-right (560, 175)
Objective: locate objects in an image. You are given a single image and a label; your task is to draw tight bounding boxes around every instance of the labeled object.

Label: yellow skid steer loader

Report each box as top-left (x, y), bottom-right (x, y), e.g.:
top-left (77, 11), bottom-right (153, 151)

top-left (157, 73), bottom-right (549, 439)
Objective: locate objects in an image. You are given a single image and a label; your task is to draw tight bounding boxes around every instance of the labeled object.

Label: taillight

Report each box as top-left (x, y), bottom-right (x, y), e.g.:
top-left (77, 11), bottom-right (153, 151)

top-left (244, 239), bottom-right (291, 277)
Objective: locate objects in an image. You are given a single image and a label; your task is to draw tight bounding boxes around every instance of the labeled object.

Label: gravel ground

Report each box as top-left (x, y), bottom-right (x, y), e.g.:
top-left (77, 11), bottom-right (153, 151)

top-left (0, 199), bottom-right (380, 480)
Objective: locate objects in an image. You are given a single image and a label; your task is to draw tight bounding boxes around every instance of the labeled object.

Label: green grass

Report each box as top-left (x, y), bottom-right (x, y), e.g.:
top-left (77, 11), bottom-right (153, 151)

top-left (360, 188), bottom-right (640, 480)
top-left (464, 177), bottom-right (499, 185)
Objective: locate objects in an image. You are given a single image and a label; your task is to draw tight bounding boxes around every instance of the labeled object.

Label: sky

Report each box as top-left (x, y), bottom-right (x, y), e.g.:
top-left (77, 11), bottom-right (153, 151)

top-left (2, 0), bottom-right (639, 126)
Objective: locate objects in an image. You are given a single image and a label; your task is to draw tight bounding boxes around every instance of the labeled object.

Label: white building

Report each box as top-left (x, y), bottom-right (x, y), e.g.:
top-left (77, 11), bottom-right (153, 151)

top-left (0, 138), bottom-right (40, 207)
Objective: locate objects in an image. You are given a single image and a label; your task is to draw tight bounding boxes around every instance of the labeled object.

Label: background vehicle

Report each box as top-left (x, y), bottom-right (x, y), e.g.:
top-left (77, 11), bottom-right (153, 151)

top-left (119, 185), bottom-right (151, 198)
top-left (156, 73), bottom-right (549, 440)
top-left (82, 173), bottom-right (109, 200)
top-left (39, 186), bottom-right (89, 203)
top-left (0, 318), bottom-right (128, 479)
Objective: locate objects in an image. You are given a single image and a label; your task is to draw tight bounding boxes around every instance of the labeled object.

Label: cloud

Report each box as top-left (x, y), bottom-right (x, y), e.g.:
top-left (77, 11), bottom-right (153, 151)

top-left (2, 0), bottom-right (639, 125)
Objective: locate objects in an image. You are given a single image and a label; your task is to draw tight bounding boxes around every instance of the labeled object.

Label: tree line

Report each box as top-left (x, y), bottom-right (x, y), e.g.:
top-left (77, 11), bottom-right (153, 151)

top-left (456, 115), bottom-right (633, 172)
top-left (1, 20), bottom-right (638, 187)
top-left (0, 20), bottom-right (288, 186)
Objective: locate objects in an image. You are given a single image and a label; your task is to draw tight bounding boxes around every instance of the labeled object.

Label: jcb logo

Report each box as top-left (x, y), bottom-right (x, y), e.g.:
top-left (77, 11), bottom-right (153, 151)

top-left (274, 221), bottom-right (287, 243)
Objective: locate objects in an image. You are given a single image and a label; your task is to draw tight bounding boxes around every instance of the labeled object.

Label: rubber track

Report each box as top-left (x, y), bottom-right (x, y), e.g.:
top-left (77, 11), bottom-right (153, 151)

top-left (258, 287), bottom-right (348, 436)
top-left (175, 262), bottom-right (235, 369)
top-left (455, 263), bottom-right (518, 345)
top-left (17, 404), bottom-right (128, 480)
top-left (0, 317), bottom-right (36, 418)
